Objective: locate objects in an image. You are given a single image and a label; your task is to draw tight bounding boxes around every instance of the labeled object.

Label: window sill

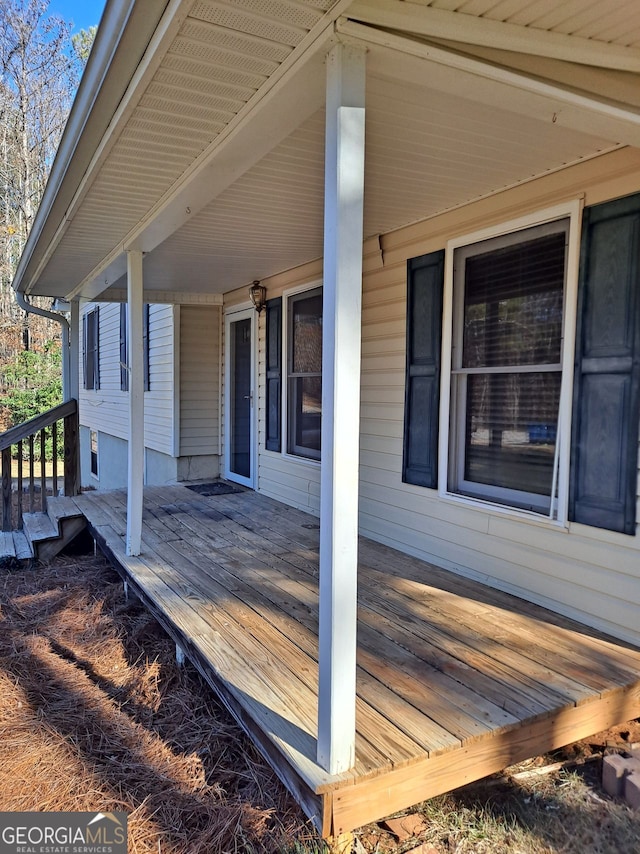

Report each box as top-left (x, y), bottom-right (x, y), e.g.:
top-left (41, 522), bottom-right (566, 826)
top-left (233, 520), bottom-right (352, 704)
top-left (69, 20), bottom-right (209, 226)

top-left (439, 490), bottom-right (570, 532)
top-left (281, 451), bottom-right (321, 467)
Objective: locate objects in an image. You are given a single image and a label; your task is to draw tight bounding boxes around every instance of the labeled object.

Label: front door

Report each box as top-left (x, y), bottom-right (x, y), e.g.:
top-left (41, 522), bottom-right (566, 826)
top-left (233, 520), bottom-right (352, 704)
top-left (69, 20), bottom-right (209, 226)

top-left (225, 309), bottom-right (255, 487)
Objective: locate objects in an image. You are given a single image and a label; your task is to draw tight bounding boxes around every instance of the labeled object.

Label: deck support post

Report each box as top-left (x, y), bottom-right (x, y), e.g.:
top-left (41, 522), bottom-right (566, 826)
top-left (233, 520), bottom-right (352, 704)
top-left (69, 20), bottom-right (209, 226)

top-left (126, 249), bottom-right (144, 557)
top-left (175, 643), bottom-right (186, 668)
top-left (317, 41), bottom-right (366, 775)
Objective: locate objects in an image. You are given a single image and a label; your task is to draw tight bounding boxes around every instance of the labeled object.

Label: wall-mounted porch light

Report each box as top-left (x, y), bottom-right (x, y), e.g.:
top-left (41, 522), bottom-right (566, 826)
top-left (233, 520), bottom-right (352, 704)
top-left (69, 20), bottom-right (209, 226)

top-left (249, 280), bottom-right (267, 314)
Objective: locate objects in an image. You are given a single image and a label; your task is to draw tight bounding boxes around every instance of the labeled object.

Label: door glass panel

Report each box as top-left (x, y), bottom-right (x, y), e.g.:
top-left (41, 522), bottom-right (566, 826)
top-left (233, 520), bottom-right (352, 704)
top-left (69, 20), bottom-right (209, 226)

top-left (230, 318), bottom-right (251, 479)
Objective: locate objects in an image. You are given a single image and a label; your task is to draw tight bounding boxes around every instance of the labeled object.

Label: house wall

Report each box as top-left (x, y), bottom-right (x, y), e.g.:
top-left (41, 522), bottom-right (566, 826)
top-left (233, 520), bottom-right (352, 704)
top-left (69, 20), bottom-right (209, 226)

top-left (178, 305), bottom-right (221, 479)
top-left (79, 302), bottom-right (175, 451)
top-left (79, 301), bottom-right (222, 488)
top-left (225, 147), bottom-right (640, 646)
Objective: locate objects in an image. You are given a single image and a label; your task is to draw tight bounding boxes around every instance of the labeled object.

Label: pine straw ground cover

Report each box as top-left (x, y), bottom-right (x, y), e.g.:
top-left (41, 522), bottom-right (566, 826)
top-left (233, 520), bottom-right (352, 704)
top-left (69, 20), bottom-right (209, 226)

top-left (0, 553), bottom-right (639, 854)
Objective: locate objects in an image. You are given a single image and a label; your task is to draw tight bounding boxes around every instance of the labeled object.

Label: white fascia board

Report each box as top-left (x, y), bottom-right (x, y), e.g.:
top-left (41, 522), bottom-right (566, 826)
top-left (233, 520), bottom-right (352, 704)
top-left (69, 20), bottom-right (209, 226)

top-left (66, 1), bottom-right (355, 302)
top-left (340, 20), bottom-right (640, 147)
top-left (347, 0), bottom-right (640, 73)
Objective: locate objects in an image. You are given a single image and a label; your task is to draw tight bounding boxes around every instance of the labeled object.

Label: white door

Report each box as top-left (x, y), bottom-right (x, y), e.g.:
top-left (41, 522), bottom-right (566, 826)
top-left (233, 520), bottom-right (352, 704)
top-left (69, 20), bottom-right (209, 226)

top-left (225, 308), bottom-right (256, 487)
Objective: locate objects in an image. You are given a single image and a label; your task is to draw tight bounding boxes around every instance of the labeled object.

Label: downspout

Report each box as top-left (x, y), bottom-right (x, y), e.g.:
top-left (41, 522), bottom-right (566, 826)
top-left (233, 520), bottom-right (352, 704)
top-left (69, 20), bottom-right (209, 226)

top-left (15, 292), bottom-right (71, 402)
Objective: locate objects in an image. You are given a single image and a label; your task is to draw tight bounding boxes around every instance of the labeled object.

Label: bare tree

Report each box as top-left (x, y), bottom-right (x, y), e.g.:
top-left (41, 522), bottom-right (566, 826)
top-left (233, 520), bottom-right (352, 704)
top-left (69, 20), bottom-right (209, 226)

top-left (0, 0), bottom-right (92, 403)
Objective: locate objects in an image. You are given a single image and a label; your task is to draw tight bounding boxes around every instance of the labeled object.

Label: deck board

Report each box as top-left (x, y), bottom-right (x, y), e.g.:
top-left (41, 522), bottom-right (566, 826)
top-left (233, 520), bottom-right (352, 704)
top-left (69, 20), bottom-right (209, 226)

top-left (75, 486), bottom-right (640, 836)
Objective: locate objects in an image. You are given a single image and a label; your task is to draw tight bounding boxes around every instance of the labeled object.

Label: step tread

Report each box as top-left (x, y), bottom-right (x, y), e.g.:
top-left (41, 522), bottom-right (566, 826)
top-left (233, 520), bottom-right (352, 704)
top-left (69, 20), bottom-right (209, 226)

top-left (47, 495), bottom-right (83, 527)
top-left (22, 512), bottom-right (58, 544)
top-left (0, 531), bottom-right (16, 560)
top-left (13, 531), bottom-right (33, 561)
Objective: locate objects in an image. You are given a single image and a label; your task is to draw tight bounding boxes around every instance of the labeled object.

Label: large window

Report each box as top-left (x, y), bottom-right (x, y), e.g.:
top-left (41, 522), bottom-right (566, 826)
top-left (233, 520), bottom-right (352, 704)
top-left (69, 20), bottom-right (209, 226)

top-left (448, 220), bottom-right (570, 514)
top-left (287, 287), bottom-right (322, 460)
top-left (404, 195), bottom-right (640, 535)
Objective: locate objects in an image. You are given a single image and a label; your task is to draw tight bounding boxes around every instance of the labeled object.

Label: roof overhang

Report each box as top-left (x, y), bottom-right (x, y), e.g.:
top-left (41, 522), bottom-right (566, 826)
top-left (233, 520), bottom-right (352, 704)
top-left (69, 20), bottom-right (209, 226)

top-left (12, 0), bottom-right (640, 303)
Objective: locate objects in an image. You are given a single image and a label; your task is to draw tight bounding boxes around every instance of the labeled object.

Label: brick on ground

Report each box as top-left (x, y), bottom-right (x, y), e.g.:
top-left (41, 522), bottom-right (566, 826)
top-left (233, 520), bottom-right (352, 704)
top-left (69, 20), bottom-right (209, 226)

top-left (625, 773), bottom-right (640, 811)
top-left (381, 814), bottom-right (428, 841)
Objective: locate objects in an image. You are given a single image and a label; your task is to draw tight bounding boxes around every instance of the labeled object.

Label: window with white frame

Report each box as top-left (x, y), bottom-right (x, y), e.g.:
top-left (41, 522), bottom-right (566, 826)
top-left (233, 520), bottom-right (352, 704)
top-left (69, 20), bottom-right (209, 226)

top-left (286, 287), bottom-right (322, 460)
top-left (447, 218), bottom-right (570, 515)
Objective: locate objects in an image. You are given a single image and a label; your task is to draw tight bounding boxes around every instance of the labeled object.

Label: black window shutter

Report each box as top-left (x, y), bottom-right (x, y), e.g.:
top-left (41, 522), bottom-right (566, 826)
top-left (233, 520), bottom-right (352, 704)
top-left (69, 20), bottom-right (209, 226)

top-left (82, 313), bottom-right (88, 389)
top-left (94, 307), bottom-right (100, 390)
top-left (570, 193), bottom-right (640, 534)
top-left (402, 249), bottom-right (445, 488)
top-left (143, 303), bottom-right (150, 392)
top-left (265, 297), bottom-right (282, 452)
top-left (120, 303), bottom-right (128, 391)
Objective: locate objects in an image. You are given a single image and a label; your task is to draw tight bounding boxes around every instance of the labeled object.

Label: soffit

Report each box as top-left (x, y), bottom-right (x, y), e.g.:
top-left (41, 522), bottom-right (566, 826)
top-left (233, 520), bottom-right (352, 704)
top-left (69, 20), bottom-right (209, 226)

top-left (30, 0), bottom-right (341, 298)
top-left (26, 0), bottom-right (638, 300)
top-left (422, 0), bottom-right (640, 47)
top-left (105, 70), bottom-right (615, 296)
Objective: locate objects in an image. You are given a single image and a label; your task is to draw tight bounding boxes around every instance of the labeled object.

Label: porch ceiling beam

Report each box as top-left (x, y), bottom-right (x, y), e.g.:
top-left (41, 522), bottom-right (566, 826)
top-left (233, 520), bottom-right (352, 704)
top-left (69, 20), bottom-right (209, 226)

top-left (339, 20), bottom-right (640, 148)
top-left (126, 249), bottom-right (145, 557)
top-left (346, 0), bottom-right (640, 73)
top-left (96, 288), bottom-right (223, 305)
top-left (318, 41), bottom-right (366, 776)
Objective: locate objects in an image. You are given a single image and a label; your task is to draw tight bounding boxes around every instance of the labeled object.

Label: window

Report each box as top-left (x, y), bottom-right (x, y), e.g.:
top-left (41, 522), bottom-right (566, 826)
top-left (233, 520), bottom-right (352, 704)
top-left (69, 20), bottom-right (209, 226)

top-left (83, 307), bottom-right (100, 390)
top-left (286, 287), bottom-right (322, 460)
top-left (448, 220), bottom-right (569, 514)
top-left (404, 196), bottom-right (640, 534)
top-left (90, 430), bottom-right (98, 477)
top-left (119, 303), bottom-right (150, 392)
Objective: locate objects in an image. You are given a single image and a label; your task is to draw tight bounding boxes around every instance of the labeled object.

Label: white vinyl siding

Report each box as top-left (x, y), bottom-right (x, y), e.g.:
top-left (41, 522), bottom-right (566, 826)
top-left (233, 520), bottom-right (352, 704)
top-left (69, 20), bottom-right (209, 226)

top-left (179, 305), bottom-right (220, 457)
top-left (249, 150), bottom-right (640, 645)
top-left (79, 302), bottom-right (175, 455)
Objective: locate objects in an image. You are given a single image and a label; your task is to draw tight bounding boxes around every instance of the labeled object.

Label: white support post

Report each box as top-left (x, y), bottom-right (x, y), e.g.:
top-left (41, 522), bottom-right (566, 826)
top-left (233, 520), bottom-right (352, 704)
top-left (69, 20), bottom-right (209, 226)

top-left (317, 42), bottom-right (366, 775)
top-left (126, 249), bottom-right (144, 557)
top-left (69, 300), bottom-right (80, 402)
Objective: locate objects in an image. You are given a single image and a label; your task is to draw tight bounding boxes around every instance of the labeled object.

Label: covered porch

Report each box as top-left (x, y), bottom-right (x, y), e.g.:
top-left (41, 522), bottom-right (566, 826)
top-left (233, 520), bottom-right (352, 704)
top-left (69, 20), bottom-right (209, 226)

top-left (67, 484), bottom-right (640, 838)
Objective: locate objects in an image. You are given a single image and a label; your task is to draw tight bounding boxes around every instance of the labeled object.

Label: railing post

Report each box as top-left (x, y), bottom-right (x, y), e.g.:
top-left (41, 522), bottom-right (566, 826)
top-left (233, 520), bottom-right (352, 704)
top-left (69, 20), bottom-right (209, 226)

top-left (64, 407), bottom-right (79, 497)
top-left (2, 447), bottom-right (11, 531)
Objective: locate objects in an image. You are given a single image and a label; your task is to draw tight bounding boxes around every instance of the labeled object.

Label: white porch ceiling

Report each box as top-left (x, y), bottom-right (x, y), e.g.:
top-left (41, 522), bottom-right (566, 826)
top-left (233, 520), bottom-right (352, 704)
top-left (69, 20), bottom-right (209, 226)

top-left (19, 0), bottom-right (640, 301)
top-left (131, 73), bottom-right (614, 295)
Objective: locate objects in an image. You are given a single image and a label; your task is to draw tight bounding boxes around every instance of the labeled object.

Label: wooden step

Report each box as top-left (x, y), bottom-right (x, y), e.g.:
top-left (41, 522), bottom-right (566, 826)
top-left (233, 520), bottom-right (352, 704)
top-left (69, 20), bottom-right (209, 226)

top-left (0, 531), bottom-right (16, 565)
top-left (23, 503), bottom-right (87, 563)
top-left (0, 530), bottom-right (34, 566)
top-left (13, 531), bottom-right (33, 562)
top-left (47, 495), bottom-right (83, 528)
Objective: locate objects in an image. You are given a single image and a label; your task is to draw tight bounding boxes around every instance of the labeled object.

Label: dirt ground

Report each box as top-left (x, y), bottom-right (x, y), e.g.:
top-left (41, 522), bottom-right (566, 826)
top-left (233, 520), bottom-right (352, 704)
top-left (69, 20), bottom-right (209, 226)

top-left (0, 552), bottom-right (639, 853)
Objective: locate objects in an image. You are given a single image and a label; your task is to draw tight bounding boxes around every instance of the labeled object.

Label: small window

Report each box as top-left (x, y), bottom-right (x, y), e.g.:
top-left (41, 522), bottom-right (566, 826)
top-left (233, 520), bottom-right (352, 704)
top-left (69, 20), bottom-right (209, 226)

top-left (90, 430), bottom-right (98, 477)
top-left (83, 307), bottom-right (100, 390)
top-left (287, 287), bottom-right (322, 460)
top-left (119, 303), bottom-right (150, 392)
top-left (448, 220), bottom-right (569, 514)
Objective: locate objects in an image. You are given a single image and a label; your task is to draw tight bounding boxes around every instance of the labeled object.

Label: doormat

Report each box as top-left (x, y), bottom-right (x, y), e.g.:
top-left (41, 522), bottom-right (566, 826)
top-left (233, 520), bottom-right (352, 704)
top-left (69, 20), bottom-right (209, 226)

top-left (186, 481), bottom-right (243, 497)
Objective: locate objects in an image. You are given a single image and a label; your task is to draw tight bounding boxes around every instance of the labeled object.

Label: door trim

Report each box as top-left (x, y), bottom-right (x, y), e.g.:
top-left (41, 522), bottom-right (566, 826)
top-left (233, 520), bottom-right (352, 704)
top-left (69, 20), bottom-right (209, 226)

top-left (224, 306), bottom-right (257, 488)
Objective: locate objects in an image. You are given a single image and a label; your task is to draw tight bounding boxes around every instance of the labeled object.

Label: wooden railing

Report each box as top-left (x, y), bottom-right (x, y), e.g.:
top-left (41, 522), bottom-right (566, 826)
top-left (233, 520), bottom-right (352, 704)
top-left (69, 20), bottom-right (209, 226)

top-left (0, 399), bottom-right (79, 531)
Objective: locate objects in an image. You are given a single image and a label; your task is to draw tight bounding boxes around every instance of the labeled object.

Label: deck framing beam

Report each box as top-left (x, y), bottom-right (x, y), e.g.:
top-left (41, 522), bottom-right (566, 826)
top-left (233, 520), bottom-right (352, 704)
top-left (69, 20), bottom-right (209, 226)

top-left (318, 41), bottom-right (366, 776)
top-left (126, 249), bottom-right (144, 556)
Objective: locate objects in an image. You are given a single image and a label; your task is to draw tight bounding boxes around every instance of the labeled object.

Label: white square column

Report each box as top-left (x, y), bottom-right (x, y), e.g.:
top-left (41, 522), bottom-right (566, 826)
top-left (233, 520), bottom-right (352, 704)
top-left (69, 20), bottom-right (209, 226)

top-left (126, 249), bottom-right (145, 557)
top-left (317, 42), bottom-right (366, 775)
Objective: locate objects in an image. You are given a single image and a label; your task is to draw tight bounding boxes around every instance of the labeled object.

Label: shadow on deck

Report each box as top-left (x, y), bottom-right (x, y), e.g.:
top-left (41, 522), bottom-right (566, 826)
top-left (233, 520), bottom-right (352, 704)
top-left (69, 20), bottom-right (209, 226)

top-left (70, 485), bottom-right (640, 838)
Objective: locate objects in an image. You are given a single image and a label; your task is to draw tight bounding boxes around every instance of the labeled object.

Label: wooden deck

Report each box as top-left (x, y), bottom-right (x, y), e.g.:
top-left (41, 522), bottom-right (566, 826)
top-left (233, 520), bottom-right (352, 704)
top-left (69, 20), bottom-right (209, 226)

top-left (72, 484), bottom-right (640, 837)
